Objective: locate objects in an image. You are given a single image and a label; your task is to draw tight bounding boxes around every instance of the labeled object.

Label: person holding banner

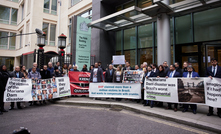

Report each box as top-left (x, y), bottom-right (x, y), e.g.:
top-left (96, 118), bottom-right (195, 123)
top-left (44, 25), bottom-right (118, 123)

top-left (182, 65), bottom-right (199, 114)
top-left (144, 66), bottom-right (156, 107)
top-left (81, 64), bottom-right (88, 72)
top-left (156, 65), bottom-right (166, 107)
top-left (113, 66), bottom-right (123, 101)
top-left (0, 65), bottom-right (10, 114)
top-left (89, 62), bottom-right (104, 83)
top-left (105, 64), bottom-right (115, 82)
top-left (123, 62), bottom-right (134, 71)
top-left (166, 65), bottom-right (181, 112)
top-left (9, 66), bottom-right (25, 110)
top-left (206, 58), bottom-right (221, 118)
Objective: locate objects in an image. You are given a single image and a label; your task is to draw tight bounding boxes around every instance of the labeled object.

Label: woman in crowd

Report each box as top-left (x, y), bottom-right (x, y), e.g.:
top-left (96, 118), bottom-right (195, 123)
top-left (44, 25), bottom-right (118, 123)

top-left (156, 65), bottom-right (166, 107)
top-left (62, 64), bottom-right (68, 77)
top-left (68, 64), bottom-right (73, 72)
top-left (113, 66), bottom-right (123, 101)
top-left (89, 65), bottom-right (94, 72)
top-left (21, 65), bottom-right (28, 79)
top-left (81, 64), bottom-right (88, 72)
top-left (54, 66), bottom-right (63, 77)
top-left (0, 65), bottom-right (10, 114)
top-left (141, 67), bottom-right (148, 104)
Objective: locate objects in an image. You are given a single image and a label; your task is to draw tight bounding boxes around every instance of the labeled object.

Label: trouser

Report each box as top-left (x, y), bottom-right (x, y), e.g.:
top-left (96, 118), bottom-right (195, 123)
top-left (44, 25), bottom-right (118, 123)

top-left (168, 103), bottom-right (178, 109)
top-left (10, 102), bottom-right (21, 108)
top-left (146, 100), bottom-right (154, 105)
top-left (0, 91), bottom-right (4, 111)
top-left (209, 106), bottom-right (221, 114)
top-left (183, 104), bottom-right (197, 111)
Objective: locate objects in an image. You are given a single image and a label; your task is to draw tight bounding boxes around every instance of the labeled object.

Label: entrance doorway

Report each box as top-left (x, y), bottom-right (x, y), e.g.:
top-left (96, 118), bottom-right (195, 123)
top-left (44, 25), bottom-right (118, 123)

top-left (206, 45), bottom-right (221, 67)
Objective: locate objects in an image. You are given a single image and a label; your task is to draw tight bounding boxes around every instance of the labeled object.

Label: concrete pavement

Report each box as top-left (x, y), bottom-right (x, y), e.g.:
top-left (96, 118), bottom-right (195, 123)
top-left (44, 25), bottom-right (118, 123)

top-left (55, 97), bottom-right (221, 133)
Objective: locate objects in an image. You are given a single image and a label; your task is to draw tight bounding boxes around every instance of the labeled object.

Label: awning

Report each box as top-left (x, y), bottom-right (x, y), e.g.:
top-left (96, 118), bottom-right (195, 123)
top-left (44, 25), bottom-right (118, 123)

top-left (88, 0), bottom-right (221, 31)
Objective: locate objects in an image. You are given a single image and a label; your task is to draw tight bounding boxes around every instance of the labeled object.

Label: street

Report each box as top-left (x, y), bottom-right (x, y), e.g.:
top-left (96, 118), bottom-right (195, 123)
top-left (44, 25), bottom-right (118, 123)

top-left (0, 103), bottom-right (214, 134)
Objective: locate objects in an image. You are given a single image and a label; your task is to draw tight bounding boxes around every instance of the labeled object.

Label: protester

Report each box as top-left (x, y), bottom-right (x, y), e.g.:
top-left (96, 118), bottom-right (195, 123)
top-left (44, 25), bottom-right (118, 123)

top-left (156, 65), bottom-right (166, 107)
top-left (166, 65), bottom-right (181, 112)
top-left (68, 64), bottom-right (73, 71)
top-left (9, 66), bottom-right (25, 110)
top-left (73, 65), bottom-right (79, 72)
top-left (28, 67), bottom-right (41, 106)
top-left (54, 66), bottom-right (63, 77)
top-left (21, 65), bottom-right (28, 79)
top-left (89, 65), bottom-right (94, 71)
top-left (40, 65), bottom-right (52, 79)
top-left (81, 64), bottom-right (88, 72)
top-left (62, 64), bottom-right (68, 77)
top-left (143, 66), bottom-right (156, 107)
top-left (123, 61), bottom-right (134, 70)
top-left (28, 62), bottom-right (40, 73)
top-left (152, 63), bottom-right (159, 73)
top-left (135, 65), bottom-right (139, 71)
top-left (139, 64), bottom-right (143, 71)
top-left (182, 65), bottom-right (199, 114)
top-left (113, 66), bottom-right (123, 101)
top-left (143, 62), bottom-right (147, 70)
top-left (47, 62), bottom-right (54, 75)
top-left (0, 65), bottom-right (10, 114)
top-left (182, 61), bottom-right (188, 72)
top-left (89, 62), bottom-right (104, 83)
top-left (141, 67), bottom-right (148, 104)
top-left (54, 62), bottom-right (62, 73)
top-left (174, 62), bottom-right (183, 75)
top-left (105, 64), bottom-right (115, 82)
top-left (206, 58), bottom-right (221, 118)
top-left (163, 61), bottom-right (169, 75)
top-left (98, 61), bottom-right (105, 71)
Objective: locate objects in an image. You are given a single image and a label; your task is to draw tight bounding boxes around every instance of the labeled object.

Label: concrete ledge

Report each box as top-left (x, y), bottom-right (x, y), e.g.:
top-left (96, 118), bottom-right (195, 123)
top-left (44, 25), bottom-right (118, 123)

top-left (54, 99), bottom-right (221, 133)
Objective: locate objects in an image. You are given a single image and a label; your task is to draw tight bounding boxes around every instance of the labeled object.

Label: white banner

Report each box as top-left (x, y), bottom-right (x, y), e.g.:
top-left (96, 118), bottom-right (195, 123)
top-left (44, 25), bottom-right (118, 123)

top-left (144, 78), bottom-right (178, 102)
top-left (112, 55), bottom-right (125, 65)
top-left (4, 78), bottom-right (32, 102)
top-left (204, 78), bottom-right (221, 108)
top-left (89, 83), bottom-right (141, 99)
top-left (53, 77), bottom-right (71, 98)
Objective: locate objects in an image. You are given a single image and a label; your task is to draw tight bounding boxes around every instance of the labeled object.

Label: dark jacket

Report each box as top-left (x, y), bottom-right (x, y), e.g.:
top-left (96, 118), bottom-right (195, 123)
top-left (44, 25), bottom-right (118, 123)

top-left (166, 71), bottom-right (181, 77)
top-left (105, 69), bottom-right (115, 82)
top-left (164, 66), bottom-right (169, 75)
top-left (10, 71), bottom-right (24, 78)
top-left (47, 67), bottom-right (54, 75)
top-left (89, 67), bottom-right (104, 82)
top-left (28, 68), bottom-right (40, 73)
top-left (1, 71), bottom-right (10, 90)
top-left (176, 67), bottom-right (183, 76)
top-left (156, 71), bottom-right (166, 77)
top-left (145, 71), bottom-right (156, 77)
top-left (113, 71), bottom-right (123, 83)
top-left (40, 69), bottom-right (52, 79)
top-left (183, 72), bottom-right (199, 78)
top-left (206, 65), bottom-right (221, 78)
top-left (54, 71), bottom-right (63, 77)
top-left (123, 66), bottom-right (134, 71)
top-left (81, 68), bottom-right (88, 72)
top-left (0, 72), bottom-right (4, 92)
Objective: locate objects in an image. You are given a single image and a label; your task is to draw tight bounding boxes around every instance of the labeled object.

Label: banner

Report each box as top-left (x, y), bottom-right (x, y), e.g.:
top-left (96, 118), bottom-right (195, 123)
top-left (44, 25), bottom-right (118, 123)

top-left (112, 55), bottom-right (125, 65)
top-left (89, 83), bottom-right (141, 99)
top-left (4, 77), bottom-right (71, 102)
top-left (70, 83), bottom-right (89, 95)
top-left (204, 78), bottom-right (221, 108)
top-left (123, 70), bottom-right (144, 83)
top-left (69, 71), bottom-right (90, 83)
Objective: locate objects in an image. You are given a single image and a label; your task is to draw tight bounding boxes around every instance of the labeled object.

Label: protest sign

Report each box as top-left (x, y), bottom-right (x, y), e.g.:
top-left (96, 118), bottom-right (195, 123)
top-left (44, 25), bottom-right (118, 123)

top-left (144, 78), bottom-right (178, 102)
top-left (123, 70), bottom-right (144, 83)
top-left (112, 55), bottom-right (125, 65)
top-left (89, 83), bottom-right (141, 99)
top-left (4, 78), bottom-right (32, 102)
top-left (204, 78), bottom-right (221, 108)
top-left (53, 77), bottom-right (71, 98)
top-left (69, 71), bottom-right (90, 83)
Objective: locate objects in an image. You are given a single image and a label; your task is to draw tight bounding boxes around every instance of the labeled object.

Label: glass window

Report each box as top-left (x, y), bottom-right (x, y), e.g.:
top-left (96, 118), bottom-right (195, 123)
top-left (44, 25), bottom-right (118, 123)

top-left (70, 0), bottom-right (81, 7)
top-left (169, 0), bottom-right (185, 4)
top-left (175, 14), bottom-right (192, 44)
top-left (0, 31), bottom-right (8, 49)
top-left (124, 50), bottom-right (136, 67)
top-left (138, 0), bottom-right (152, 8)
top-left (194, 7), bottom-right (221, 42)
top-left (21, 4), bottom-right (24, 21)
top-left (51, 0), bottom-right (57, 15)
top-left (42, 23), bottom-right (49, 45)
top-left (9, 33), bottom-right (16, 50)
top-left (138, 48), bottom-right (153, 65)
top-left (0, 6), bottom-right (10, 24)
top-left (138, 24), bottom-right (153, 48)
top-left (50, 24), bottom-right (56, 46)
top-left (124, 28), bottom-right (136, 50)
top-left (116, 31), bottom-right (122, 51)
top-left (68, 25), bottom-right (71, 44)
top-left (0, 57), bottom-right (14, 71)
top-left (20, 30), bottom-right (22, 48)
top-left (44, 0), bottom-right (50, 13)
top-left (11, 8), bottom-right (17, 25)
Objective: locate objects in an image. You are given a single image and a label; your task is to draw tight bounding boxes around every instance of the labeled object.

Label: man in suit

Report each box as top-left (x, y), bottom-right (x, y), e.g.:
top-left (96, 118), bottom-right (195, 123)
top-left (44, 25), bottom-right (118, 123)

top-left (206, 58), bottom-right (221, 118)
top-left (144, 65), bottom-right (156, 107)
top-left (123, 61), bottom-right (134, 71)
top-left (28, 62), bottom-right (40, 73)
top-left (89, 62), bottom-right (104, 83)
top-left (105, 64), bottom-right (115, 82)
top-left (152, 63), bottom-right (159, 74)
top-left (166, 65), bottom-right (181, 112)
top-left (182, 65), bottom-right (199, 114)
top-left (9, 66), bottom-right (24, 110)
top-left (163, 61), bottom-right (169, 75)
top-left (175, 62), bottom-right (183, 75)
top-left (40, 65), bottom-right (52, 79)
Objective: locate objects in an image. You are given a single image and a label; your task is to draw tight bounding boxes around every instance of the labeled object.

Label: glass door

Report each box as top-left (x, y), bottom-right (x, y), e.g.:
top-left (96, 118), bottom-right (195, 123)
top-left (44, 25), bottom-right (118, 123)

top-left (206, 45), bottom-right (221, 67)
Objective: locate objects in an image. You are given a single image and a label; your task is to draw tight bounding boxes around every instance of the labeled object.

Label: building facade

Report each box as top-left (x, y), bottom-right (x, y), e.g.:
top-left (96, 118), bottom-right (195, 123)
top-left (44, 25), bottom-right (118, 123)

top-left (0, 0), bottom-right (92, 71)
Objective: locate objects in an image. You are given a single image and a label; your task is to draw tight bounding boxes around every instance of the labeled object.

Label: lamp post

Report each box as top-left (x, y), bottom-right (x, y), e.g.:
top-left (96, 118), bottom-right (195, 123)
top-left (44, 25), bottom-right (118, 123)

top-left (36, 29), bottom-right (46, 69)
top-left (58, 33), bottom-right (67, 68)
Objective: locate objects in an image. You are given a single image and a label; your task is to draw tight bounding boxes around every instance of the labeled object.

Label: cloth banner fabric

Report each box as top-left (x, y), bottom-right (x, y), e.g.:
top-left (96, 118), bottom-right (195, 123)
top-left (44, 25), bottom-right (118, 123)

top-left (144, 77), bottom-right (221, 108)
top-left (123, 70), bottom-right (144, 83)
top-left (112, 55), bottom-right (125, 65)
top-left (89, 83), bottom-right (141, 99)
top-left (4, 77), bottom-right (71, 102)
top-left (69, 71), bottom-right (90, 83)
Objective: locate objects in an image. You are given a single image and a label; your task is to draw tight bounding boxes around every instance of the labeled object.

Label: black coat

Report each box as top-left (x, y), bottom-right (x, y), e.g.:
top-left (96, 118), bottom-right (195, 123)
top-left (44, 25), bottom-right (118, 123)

top-left (81, 68), bottom-right (88, 72)
top-left (206, 65), bottom-right (221, 78)
top-left (176, 67), bottom-right (183, 75)
top-left (10, 71), bottom-right (24, 78)
top-left (1, 71), bottom-right (10, 90)
top-left (54, 71), bottom-right (63, 77)
top-left (156, 71), bottom-right (166, 77)
top-left (0, 72), bottom-right (4, 92)
top-left (105, 69), bottom-right (115, 82)
top-left (40, 70), bottom-right (52, 79)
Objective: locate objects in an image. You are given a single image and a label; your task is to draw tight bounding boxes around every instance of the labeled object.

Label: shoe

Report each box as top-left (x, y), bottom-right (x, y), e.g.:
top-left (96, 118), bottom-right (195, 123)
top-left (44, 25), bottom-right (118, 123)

top-left (9, 107), bottom-right (14, 110)
top-left (150, 104), bottom-right (153, 108)
top-left (182, 109), bottom-right (187, 113)
top-left (0, 111), bottom-right (3, 115)
top-left (2, 109), bottom-right (8, 112)
top-left (43, 101), bottom-right (46, 104)
top-left (17, 106), bottom-right (22, 109)
top-left (174, 108), bottom-right (177, 112)
top-left (207, 112), bottom-right (213, 116)
top-left (218, 114), bottom-right (221, 118)
top-left (193, 110), bottom-right (196, 114)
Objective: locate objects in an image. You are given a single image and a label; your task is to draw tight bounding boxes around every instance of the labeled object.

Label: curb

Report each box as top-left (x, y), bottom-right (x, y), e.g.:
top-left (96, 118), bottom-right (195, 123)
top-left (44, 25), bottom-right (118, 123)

top-left (54, 100), bottom-right (221, 133)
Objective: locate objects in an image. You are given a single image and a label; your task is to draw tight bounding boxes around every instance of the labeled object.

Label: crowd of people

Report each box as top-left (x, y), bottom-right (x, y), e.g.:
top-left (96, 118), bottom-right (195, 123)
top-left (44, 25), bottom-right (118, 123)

top-left (0, 58), bottom-right (220, 118)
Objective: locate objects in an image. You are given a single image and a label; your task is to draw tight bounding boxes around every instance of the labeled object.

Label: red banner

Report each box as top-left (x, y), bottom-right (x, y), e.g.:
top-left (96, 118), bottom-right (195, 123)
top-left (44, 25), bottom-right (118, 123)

top-left (69, 71), bottom-right (91, 83)
top-left (70, 83), bottom-right (89, 95)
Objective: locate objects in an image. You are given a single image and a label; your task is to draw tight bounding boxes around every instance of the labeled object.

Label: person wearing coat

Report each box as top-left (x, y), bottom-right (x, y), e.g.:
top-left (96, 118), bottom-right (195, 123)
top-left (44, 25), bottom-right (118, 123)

top-left (9, 66), bottom-right (24, 110)
top-left (0, 65), bottom-right (10, 114)
top-left (105, 64), bottom-right (115, 82)
top-left (113, 66), bottom-right (123, 101)
top-left (40, 65), bottom-right (52, 79)
top-left (89, 62), bottom-right (104, 83)
top-left (182, 65), bottom-right (199, 114)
